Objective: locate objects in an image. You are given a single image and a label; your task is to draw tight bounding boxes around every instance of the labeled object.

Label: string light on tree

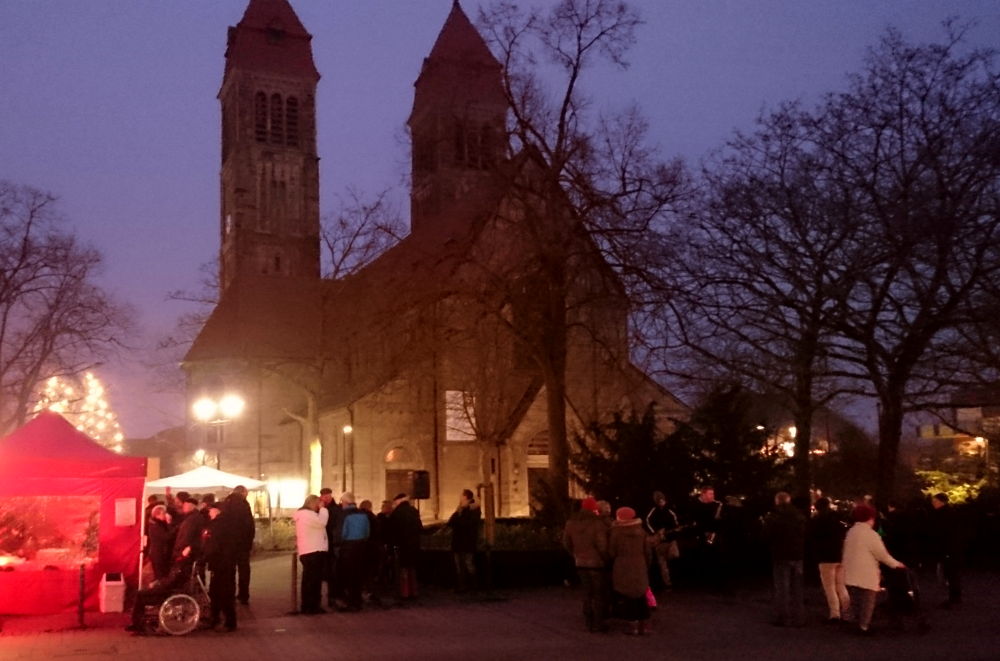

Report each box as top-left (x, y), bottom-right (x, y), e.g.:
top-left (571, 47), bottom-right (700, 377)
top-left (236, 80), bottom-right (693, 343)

top-left (33, 372), bottom-right (126, 452)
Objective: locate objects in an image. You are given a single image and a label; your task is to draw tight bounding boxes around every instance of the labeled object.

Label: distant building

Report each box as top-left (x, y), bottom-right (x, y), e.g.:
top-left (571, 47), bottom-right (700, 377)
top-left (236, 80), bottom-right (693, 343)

top-left (183, 0), bottom-right (685, 519)
top-left (910, 388), bottom-right (999, 478)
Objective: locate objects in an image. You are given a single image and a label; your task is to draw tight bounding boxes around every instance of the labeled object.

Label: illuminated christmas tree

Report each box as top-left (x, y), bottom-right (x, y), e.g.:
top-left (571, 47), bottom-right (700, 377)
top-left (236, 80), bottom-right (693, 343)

top-left (33, 372), bottom-right (126, 452)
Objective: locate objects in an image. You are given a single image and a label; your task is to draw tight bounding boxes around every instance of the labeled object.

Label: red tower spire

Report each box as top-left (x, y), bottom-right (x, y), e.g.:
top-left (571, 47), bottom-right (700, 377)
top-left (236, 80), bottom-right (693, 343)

top-left (225, 0), bottom-right (319, 81)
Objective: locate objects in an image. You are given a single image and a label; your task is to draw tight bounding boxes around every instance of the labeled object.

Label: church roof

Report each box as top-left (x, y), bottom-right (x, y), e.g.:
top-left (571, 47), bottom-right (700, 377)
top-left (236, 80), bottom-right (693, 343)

top-left (225, 0), bottom-right (319, 81)
top-left (427, 1), bottom-right (499, 66)
top-left (410, 1), bottom-right (505, 123)
top-left (183, 275), bottom-right (324, 364)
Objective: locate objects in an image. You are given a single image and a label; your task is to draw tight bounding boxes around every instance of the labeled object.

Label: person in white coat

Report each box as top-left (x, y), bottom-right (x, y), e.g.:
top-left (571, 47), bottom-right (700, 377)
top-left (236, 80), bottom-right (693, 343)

top-left (294, 494), bottom-right (330, 614)
top-left (841, 504), bottom-right (905, 633)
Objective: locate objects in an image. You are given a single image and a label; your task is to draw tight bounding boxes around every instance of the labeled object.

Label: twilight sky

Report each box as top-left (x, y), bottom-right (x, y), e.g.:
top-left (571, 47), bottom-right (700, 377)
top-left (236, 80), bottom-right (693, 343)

top-left (1, 1), bottom-right (997, 439)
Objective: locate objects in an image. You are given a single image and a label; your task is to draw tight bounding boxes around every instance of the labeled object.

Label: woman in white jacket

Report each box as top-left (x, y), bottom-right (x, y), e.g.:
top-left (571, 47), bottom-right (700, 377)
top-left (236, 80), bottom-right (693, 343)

top-left (841, 504), bottom-right (905, 633)
top-left (294, 494), bottom-right (329, 614)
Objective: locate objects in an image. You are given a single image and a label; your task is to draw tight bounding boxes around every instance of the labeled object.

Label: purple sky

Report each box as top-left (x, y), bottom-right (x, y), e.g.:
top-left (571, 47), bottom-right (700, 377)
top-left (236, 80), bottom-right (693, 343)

top-left (1, 1), bottom-right (997, 439)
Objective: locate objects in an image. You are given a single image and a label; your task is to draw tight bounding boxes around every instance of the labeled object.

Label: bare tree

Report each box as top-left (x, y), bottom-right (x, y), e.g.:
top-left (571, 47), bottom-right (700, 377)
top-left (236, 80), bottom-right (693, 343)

top-left (815, 27), bottom-right (1000, 503)
top-left (473, 0), bottom-right (688, 516)
top-left (662, 103), bottom-right (861, 500)
top-left (0, 181), bottom-right (130, 433)
top-left (322, 188), bottom-right (406, 279)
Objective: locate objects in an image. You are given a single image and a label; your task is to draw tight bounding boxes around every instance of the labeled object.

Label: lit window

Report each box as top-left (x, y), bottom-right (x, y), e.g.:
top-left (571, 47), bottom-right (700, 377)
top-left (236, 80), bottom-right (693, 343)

top-left (445, 390), bottom-right (476, 441)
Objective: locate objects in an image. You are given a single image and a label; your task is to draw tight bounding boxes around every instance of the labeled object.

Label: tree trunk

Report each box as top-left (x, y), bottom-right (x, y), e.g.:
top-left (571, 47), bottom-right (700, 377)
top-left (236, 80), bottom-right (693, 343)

top-left (792, 414), bottom-right (812, 502)
top-left (876, 396), bottom-right (905, 508)
top-left (543, 281), bottom-right (570, 524)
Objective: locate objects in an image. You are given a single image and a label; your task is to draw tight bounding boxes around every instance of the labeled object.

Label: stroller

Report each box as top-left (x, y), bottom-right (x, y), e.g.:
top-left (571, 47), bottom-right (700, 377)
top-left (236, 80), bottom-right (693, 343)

top-left (884, 567), bottom-right (929, 633)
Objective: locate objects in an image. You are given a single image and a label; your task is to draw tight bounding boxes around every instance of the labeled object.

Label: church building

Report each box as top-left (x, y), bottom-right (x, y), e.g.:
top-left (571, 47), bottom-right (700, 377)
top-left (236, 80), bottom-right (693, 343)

top-left (184, 0), bottom-right (685, 519)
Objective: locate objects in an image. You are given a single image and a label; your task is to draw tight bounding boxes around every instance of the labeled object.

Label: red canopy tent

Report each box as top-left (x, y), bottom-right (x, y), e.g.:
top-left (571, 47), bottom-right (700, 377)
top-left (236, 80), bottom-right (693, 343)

top-left (0, 411), bottom-right (147, 614)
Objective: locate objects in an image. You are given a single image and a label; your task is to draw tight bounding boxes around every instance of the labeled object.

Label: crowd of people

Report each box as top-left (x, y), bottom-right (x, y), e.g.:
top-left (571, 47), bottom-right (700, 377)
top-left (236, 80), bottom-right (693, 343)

top-left (128, 486), bottom-right (255, 634)
top-left (125, 481), bottom-right (966, 639)
top-left (762, 490), bottom-right (963, 635)
top-left (563, 486), bottom-right (967, 637)
top-left (294, 488), bottom-right (481, 615)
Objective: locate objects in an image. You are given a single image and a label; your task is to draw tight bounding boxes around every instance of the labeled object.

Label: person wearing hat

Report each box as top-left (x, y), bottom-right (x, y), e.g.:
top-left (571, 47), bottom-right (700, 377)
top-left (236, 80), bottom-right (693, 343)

top-left (610, 506), bottom-right (653, 635)
top-left (842, 504), bottom-right (905, 633)
top-left (563, 497), bottom-right (610, 632)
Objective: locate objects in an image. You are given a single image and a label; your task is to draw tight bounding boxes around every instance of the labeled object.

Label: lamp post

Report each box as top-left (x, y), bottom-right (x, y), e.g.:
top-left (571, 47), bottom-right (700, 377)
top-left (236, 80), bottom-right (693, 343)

top-left (192, 393), bottom-right (245, 471)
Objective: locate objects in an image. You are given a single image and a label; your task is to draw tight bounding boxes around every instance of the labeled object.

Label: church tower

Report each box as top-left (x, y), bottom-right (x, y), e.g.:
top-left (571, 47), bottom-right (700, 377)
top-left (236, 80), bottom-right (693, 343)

top-left (218, 0), bottom-right (321, 294)
top-left (408, 1), bottom-right (508, 234)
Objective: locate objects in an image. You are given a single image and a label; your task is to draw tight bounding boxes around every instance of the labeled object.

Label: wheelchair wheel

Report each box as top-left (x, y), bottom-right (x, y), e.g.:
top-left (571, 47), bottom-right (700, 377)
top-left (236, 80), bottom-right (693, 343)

top-left (158, 593), bottom-right (201, 635)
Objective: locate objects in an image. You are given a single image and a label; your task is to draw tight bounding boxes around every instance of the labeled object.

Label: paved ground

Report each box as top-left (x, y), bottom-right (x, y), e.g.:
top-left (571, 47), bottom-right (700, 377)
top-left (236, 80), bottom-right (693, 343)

top-left (2, 554), bottom-right (999, 661)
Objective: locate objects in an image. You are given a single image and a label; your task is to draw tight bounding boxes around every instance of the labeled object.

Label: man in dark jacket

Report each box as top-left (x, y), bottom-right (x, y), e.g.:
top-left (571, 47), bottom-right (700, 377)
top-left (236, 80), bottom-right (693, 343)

top-left (389, 493), bottom-right (423, 600)
top-left (338, 492), bottom-right (371, 611)
top-left (225, 485), bottom-right (255, 604)
top-left (320, 487), bottom-right (345, 608)
top-left (763, 491), bottom-right (806, 627)
top-left (929, 493), bottom-right (963, 607)
top-left (447, 489), bottom-right (481, 592)
top-left (171, 495), bottom-right (204, 567)
top-left (644, 491), bottom-right (680, 590)
top-left (807, 497), bottom-right (849, 621)
top-left (204, 502), bottom-right (240, 631)
top-left (563, 497), bottom-right (610, 632)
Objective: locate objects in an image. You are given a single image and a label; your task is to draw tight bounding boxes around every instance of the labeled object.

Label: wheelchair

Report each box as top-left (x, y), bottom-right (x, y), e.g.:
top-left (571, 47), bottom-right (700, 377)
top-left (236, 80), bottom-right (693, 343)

top-left (137, 561), bottom-right (211, 636)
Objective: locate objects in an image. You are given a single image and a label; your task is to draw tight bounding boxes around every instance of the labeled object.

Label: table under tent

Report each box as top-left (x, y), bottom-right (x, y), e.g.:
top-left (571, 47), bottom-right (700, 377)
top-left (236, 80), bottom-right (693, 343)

top-left (0, 412), bottom-right (146, 615)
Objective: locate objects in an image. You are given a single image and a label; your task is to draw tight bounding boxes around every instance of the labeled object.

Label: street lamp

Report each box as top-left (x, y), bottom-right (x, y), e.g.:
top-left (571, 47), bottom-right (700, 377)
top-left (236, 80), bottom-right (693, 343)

top-left (192, 393), bottom-right (245, 470)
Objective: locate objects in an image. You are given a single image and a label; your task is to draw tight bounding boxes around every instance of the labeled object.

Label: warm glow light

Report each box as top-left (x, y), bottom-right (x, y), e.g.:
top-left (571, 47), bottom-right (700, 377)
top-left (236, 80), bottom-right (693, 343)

top-left (342, 424), bottom-right (353, 434)
top-left (219, 393), bottom-right (246, 419)
top-left (194, 449), bottom-right (206, 464)
top-left (781, 441), bottom-right (796, 457)
top-left (192, 397), bottom-right (218, 422)
top-left (267, 478), bottom-right (308, 509)
top-left (755, 425), bottom-right (765, 431)
top-left (788, 426), bottom-right (797, 439)
top-left (975, 436), bottom-right (986, 444)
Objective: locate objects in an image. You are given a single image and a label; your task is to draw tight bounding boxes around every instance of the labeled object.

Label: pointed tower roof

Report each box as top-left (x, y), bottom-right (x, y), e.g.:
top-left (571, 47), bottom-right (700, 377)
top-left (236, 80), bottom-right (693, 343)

top-left (427, 1), bottom-right (498, 66)
top-left (225, 0), bottom-right (319, 81)
top-left (411, 1), bottom-right (505, 124)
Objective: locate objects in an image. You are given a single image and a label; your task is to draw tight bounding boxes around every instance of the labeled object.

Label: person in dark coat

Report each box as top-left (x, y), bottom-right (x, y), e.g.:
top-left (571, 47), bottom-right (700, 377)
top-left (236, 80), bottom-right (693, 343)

top-left (807, 497), bottom-right (849, 621)
top-left (563, 497), bottom-right (610, 632)
top-left (929, 493), bottom-right (964, 607)
top-left (389, 493), bottom-right (423, 600)
top-left (171, 496), bottom-right (204, 567)
top-left (644, 491), bottom-right (680, 591)
top-left (763, 491), bottom-right (806, 627)
top-left (203, 502), bottom-right (240, 631)
top-left (320, 487), bottom-right (345, 608)
top-left (146, 504), bottom-right (175, 581)
top-left (690, 486), bottom-right (726, 591)
top-left (225, 485), bottom-right (255, 604)
top-left (447, 489), bottom-right (481, 592)
top-left (609, 506), bottom-right (653, 635)
top-left (359, 500), bottom-right (383, 606)
top-left (338, 492), bottom-right (370, 611)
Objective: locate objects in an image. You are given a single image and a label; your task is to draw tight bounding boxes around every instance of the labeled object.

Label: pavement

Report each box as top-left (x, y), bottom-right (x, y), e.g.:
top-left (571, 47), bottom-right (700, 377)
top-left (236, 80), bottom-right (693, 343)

top-left (2, 554), bottom-right (999, 661)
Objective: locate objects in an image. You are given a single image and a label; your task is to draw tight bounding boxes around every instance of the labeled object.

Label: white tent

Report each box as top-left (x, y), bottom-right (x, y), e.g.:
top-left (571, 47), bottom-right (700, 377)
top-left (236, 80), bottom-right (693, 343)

top-left (145, 465), bottom-right (265, 490)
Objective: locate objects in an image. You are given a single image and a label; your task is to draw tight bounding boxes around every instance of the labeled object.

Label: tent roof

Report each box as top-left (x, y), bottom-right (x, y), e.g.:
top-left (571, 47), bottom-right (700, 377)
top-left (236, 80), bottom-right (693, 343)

top-left (0, 411), bottom-right (147, 479)
top-left (145, 465), bottom-right (265, 490)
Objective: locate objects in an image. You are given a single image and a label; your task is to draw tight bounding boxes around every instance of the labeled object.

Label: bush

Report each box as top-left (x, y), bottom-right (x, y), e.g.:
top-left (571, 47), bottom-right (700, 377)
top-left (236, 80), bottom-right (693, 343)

top-left (254, 518), bottom-right (297, 552)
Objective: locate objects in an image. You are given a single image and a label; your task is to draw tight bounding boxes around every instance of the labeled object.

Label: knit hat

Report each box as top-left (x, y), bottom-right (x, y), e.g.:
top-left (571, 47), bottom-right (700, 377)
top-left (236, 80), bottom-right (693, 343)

top-left (615, 506), bottom-right (637, 522)
top-left (851, 504), bottom-right (876, 523)
top-left (580, 497), bottom-right (599, 514)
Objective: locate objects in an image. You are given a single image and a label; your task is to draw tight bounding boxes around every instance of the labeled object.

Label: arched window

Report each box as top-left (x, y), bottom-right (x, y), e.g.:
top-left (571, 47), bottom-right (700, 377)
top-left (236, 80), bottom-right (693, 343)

top-left (269, 94), bottom-right (284, 144)
top-left (254, 92), bottom-right (267, 143)
top-left (285, 97), bottom-right (299, 147)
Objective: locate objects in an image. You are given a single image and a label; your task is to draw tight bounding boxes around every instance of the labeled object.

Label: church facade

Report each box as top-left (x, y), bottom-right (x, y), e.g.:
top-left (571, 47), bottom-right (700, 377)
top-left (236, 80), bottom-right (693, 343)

top-left (184, 0), bottom-right (686, 520)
